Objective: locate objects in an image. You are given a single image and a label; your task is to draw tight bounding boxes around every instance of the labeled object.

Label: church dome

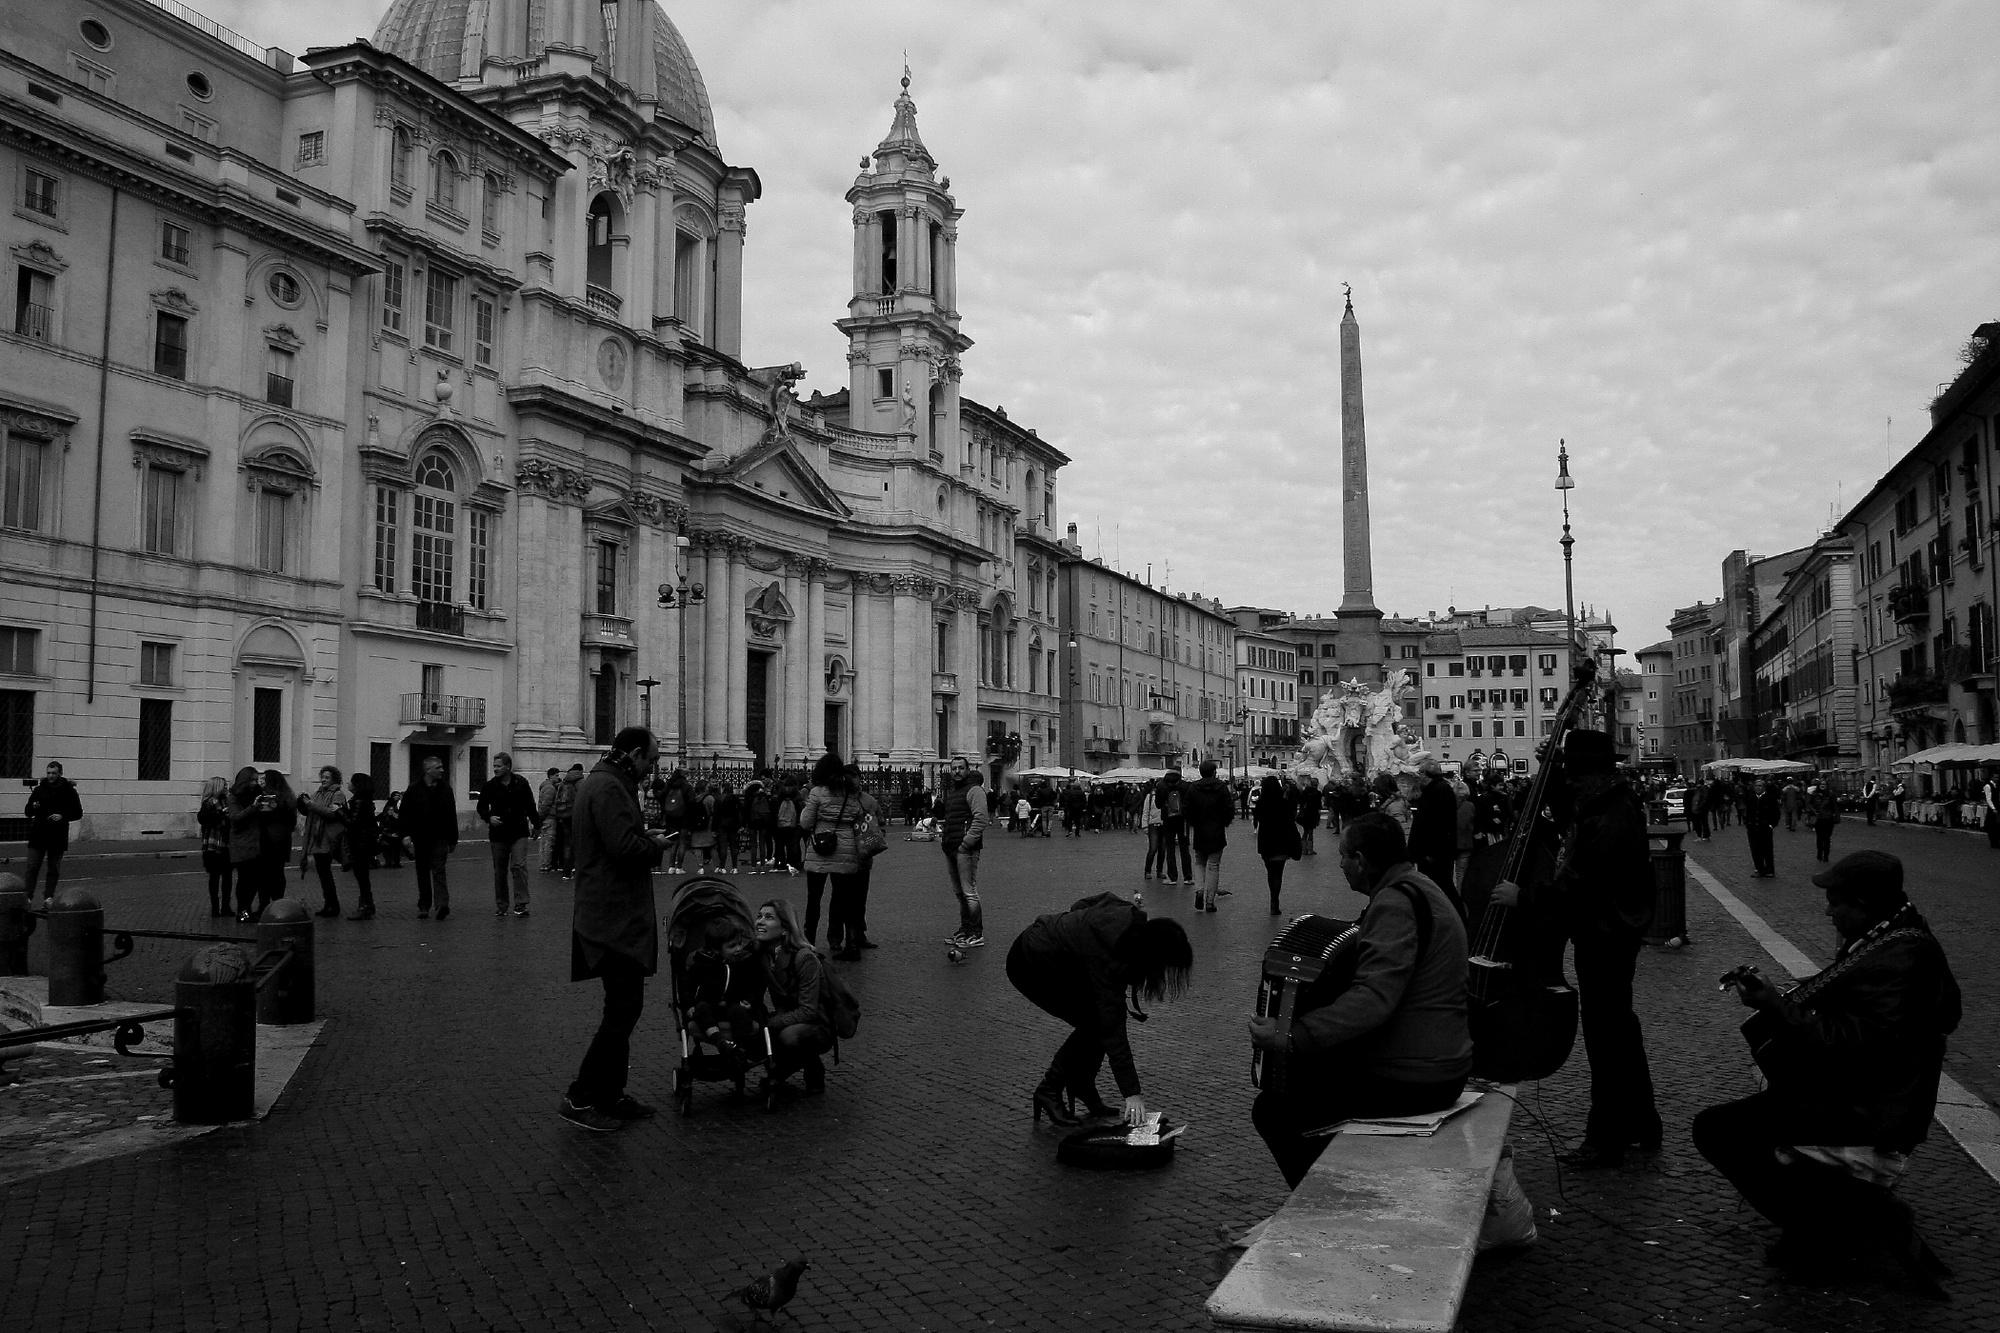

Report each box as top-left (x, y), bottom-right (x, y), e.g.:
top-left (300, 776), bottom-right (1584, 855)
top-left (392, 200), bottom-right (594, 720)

top-left (371, 0), bottom-right (717, 150)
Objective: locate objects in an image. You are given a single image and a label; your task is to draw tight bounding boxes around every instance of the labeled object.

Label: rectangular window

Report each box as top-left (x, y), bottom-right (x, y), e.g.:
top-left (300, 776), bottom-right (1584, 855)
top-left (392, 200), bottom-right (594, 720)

top-left (137, 641), bottom-right (174, 687)
top-left (466, 508), bottom-right (488, 611)
top-left (138, 698), bottom-right (172, 781)
top-left (23, 170), bottom-right (58, 216)
top-left (266, 346), bottom-right (295, 407)
top-left (160, 221), bottom-right (190, 265)
top-left (0, 627), bottom-right (35, 676)
top-left (255, 490), bottom-right (290, 573)
top-left (482, 176), bottom-right (500, 235)
top-left (252, 687), bottom-right (282, 763)
top-left (935, 622), bottom-right (949, 673)
top-left (2, 433), bottom-right (46, 531)
top-left (297, 131), bottom-right (324, 165)
top-left (412, 492), bottom-right (455, 604)
top-left (467, 745), bottom-right (488, 795)
top-left (154, 312), bottom-right (188, 379)
top-left (423, 269), bottom-right (456, 351)
top-left (673, 231), bottom-right (699, 330)
top-left (15, 268), bottom-right (52, 340)
top-left (421, 663), bottom-right (444, 700)
top-left (372, 487), bottom-right (399, 592)
top-left (595, 540), bottom-right (619, 615)
top-left (593, 667), bottom-right (616, 746)
top-left (0, 689), bottom-right (32, 778)
top-left (876, 367), bottom-right (894, 400)
top-left (141, 462), bottom-right (182, 555)
top-left (370, 742), bottom-right (392, 789)
top-left (381, 259), bottom-right (405, 333)
top-left (473, 295), bottom-right (495, 367)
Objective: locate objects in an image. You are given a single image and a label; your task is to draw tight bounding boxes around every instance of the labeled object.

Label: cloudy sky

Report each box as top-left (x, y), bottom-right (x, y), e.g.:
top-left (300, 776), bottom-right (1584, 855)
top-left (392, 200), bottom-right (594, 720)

top-left (223, 0), bottom-right (1999, 649)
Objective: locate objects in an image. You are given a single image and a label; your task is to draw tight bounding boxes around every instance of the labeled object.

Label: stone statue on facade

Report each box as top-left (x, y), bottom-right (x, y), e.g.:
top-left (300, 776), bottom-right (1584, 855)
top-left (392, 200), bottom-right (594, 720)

top-left (761, 362), bottom-right (805, 443)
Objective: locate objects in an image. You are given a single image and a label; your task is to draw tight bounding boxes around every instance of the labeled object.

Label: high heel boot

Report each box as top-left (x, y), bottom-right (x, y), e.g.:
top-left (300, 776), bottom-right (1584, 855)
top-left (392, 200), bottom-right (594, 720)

top-left (1032, 1067), bottom-right (1079, 1126)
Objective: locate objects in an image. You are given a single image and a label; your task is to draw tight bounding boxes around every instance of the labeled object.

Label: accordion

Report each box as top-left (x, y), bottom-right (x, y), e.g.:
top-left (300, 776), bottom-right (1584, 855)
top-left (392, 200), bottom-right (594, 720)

top-left (1253, 913), bottom-right (1361, 1094)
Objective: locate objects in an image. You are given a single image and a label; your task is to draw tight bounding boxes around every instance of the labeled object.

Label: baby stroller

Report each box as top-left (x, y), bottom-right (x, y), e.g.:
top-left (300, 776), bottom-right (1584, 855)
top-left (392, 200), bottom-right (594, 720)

top-left (906, 816), bottom-right (940, 842)
top-left (666, 876), bottom-right (778, 1114)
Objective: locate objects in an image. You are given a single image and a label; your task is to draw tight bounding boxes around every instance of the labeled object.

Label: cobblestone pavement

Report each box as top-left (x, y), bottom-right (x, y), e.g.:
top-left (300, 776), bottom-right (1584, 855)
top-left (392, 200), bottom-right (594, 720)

top-left (2, 820), bottom-right (1995, 1331)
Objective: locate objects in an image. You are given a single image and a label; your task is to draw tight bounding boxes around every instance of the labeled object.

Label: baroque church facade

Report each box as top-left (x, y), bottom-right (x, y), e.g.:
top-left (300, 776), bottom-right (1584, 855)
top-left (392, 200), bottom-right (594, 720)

top-left (0, 0), bottom-right (1066, 837)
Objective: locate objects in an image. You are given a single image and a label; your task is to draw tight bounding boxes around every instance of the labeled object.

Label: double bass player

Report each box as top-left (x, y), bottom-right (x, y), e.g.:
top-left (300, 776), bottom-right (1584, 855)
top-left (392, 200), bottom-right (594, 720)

top-left (1492, 729), bottom-right (1662, 1168)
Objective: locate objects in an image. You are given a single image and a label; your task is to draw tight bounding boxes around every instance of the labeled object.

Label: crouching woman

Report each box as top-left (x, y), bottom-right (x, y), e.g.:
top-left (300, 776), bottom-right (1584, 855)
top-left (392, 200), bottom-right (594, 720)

top-left (755, 900), bottom-right (833, 1095)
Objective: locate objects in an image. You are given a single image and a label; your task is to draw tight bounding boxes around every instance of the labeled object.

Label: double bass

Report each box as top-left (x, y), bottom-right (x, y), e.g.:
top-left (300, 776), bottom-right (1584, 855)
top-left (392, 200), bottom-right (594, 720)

top-left (1458, 659), bottom-right (1598, 1082)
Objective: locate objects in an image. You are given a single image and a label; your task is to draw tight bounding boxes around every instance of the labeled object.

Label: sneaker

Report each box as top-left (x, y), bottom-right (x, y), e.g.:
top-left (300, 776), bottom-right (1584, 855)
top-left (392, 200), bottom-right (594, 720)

top-left (559, 1097), bottom-right (622, 1132)
top-left (513, 907), bottom-right (531, 917)
top-left (496, 905), bottom-right (509, 916)
top-left (961, 935), bottom-right (986, 948)
top-left (948, 932), bottom-right (971, 948)
top-left (597, 1095), bottom-right (656, 1121)
top-left (418, 910), bottom-right (431, 919)
top-left (435, 907), bottom-right (451, 921)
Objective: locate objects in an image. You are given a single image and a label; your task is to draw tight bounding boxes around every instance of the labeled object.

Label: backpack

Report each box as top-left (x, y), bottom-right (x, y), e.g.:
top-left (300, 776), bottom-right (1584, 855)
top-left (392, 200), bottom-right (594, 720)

top-left (687, 796), bottom-right (712, 833)
top-left (816, 951), bottom-right (861, 1039)
top-left (1163, 788), bottom-right (1184, 819)
top-left (662, 786), bottom-right (687, 819)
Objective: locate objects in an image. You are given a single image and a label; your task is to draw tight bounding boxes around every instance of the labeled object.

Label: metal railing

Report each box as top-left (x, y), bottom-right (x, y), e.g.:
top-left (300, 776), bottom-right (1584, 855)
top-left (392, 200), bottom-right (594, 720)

top-left (415, 600), bottom-right (465, 634)
top-left (141, 0), bottom-right (271, 63)
top-left (398, 693), bottom-right (486, 727)
top-left (265, 372), bottom-right (294, 408)
top-left (14, 303), bottom-right (51, 340)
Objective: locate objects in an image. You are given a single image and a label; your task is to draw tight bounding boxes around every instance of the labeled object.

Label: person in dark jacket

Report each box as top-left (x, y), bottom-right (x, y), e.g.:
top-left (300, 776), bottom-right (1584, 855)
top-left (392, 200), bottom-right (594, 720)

top-left (755, 898), bottom-right (833, 1096)
top-left (252, 770), bottom-right (298, 919)
top-left (476, 752), bottom-right (540, 917)
top-left (1156, 769), bottom-right (1194, 884)
top-left (402, 756), bottom-right (459, 920)
top-left (22, 761), bottom-right (83, 907)
top-left (1807, 783), bottom-right (1842, 864)
top-left (1405, 759), bottom-right (1464, 918)
top-left (344, 773), bottom-right (379, 920)
top-left (196, 776), bottom-right (233, 917)
top-left (1007, 892), bottom-right (1192, 1128)
top-left (561, 727), bottom-right (672, 1132)
top-left (227, 766), bottom-right (264, 921)
top-left (1254, 776), bottom-right (1302, 915)
top-left (939, 756), bottom-right (989, 946)
top-left (1696, 851), bottom-right (1962, 1297)
top-left (1185, 760), bottom-right (1236, 912)
top-left (1250, 812), bottom-right (1473, 1187)
top-left (1295, 779), bottom-right (1323, 855)
top-left (1744, 777), bottom-right (1781, 877)
top-left (1060, 782), bottom-right (1087, 837)
top-left (1495, 728), bottom-right (1660, 1167)
top-left (297, 766), bottom-right (350, 918)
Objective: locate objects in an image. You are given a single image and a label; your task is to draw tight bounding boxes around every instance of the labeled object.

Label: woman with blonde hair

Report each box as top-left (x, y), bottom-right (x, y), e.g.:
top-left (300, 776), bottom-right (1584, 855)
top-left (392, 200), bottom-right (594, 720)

top-left (753, 899), bottom-right (832, 1096)
top-left (197, 776), bottom-right (233, 917)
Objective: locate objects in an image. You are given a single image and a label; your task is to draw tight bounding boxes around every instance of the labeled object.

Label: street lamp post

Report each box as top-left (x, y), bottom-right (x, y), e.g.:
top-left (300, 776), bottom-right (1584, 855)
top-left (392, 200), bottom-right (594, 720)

top-left (637, 676), bottom-right (660, 733)
top-left (657, 533), bottom-right (705, 772)
top-left (1556, 440), bottom-right (1577, 659)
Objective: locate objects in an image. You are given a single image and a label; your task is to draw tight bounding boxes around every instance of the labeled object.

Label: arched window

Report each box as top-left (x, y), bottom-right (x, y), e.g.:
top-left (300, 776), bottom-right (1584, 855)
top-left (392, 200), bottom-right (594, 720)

top-left (431, 152), bottom-right (458, 213)
top-left (587, 195), bottom-right (615, 290)
top-left (390, 127), bottom-right (412, 192)
top-left (412, 452), bottom-right (457, 609)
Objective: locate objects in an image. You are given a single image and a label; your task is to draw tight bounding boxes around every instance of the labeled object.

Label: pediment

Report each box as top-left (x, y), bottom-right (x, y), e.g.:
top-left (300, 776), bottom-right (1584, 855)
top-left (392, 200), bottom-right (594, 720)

top-left (721, 438), bottom-right (850, 518)
top-left (745, 581), bottom-right (796, 622)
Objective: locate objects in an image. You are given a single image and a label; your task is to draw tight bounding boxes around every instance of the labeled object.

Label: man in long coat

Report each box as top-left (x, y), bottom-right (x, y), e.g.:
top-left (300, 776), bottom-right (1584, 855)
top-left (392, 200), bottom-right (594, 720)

top-left (561, 727), bottom-right (670, 1132)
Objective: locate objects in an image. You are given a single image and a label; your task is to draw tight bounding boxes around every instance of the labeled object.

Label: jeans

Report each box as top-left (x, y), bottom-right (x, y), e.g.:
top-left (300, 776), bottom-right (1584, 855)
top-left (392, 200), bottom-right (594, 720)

top-left (770, 1022), bottom-right (832, 1084)
top-left (414, 842), bottom-right (452, 913)
top-left (804, 870), bottom-right (859, 947)
top-left (232, 859), bottom-right (261, 915)
top-left (202, 849), bottom-right (232, 912)
top-left (568, 948), bottom-right (646, 1110)
top-left (1143, 827), bottom-right (1163, 875)
top-left (491, 836), bottom-right (530, 910)
top-left (552, 820), bottom-right (574, 873)
top-left (1814, 821), bottom-right (1835, 862)
top-left (538, 826), bottom-right (556, 871)
top-left (1264, 857), bottom-right (1286, 906)
top-left (1007, 939), bottom-right (1123, 1108)
top-left (1195, 848), bottom-right (1223, 908)
top-left (1160, 819), bottom-right (1193, 881)
top-left (1253, 1068), bottom-right (1468, 1188)
top-left (942, 839), bottom-right (983, 938)
top-left (23, 847), bottom-right (64, 903)
top-left (1747, 825), bottom-right (1775, 875)
top-left (351, 858), bottom-right (374, 911)
top-left (312, 852), bottom-right (341, 911)
top-left (1571, 926), bottom-right (1662, 1150)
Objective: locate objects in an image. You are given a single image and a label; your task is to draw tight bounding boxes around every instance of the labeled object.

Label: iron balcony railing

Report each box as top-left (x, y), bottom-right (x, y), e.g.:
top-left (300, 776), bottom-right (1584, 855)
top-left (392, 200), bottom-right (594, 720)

top-left (14, 303), bottom-right (50, 340)
top-left (398, 693), bottom-right (486, 727)
top-left (415, 601), bottom-right (464, 634)
top-left (265, 372), bottom-right (293, 408)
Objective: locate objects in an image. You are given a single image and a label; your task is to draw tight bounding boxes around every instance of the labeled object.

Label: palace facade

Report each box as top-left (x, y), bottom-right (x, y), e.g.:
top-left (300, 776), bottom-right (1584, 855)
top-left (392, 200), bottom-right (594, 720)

top-left (1, 0), bottom-right (1067, 836)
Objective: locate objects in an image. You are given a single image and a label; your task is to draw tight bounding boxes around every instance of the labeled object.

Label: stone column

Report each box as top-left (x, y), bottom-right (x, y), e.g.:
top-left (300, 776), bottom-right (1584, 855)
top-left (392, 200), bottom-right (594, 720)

top-left (714, 200), bottom-right (746, 360)
top-left (852, 205), bottom-right (870, 298)
top-left (850, 579), bottom-right (879, 759)
top-left (781, 557), bottom-right (808, 761)
top-left (889, 576), bottom-right (926, 762)
top-left (701, 538), bottom-right (728, 755)
top-left (628, 184), bottom-right (659, 329)
top-left (725, 544), bottom-right (749, 755)
top-left (805, 563), bottom-right (827, 760)
top-left (510, 466), bottom-right (590, 750)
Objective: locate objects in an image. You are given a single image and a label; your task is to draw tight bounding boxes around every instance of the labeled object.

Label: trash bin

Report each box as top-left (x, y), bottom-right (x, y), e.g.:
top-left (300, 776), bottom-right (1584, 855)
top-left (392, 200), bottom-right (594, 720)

top-left (1644, 825), bottom-right (1687, 946)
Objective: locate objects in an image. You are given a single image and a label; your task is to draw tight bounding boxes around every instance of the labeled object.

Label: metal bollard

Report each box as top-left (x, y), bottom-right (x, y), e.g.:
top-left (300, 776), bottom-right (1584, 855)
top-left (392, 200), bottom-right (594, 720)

top-left (1644, 825), bottom-right (1688, 946)
top-left (0, 873), bottom-right (32, 975)
top-left (255, 897), bottom-right (314, 1025)
top-left (47, 886), bottom-right (106, 1006)
top-left (173, 944), bottom-right (256, 1124)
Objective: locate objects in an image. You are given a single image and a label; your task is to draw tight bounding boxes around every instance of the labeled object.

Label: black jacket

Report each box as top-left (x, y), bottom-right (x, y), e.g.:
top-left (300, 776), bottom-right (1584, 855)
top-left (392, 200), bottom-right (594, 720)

top-left (1544, 775), bottom-right (1653, 938)
top-left (24, 777), bottom-right (83, 851)
top-left (1748, 912), bottom-right (1961, 1150)
top-left (1743, 788), bottom-right (1781, 830)
top-left (401, 779), bottom-right (460, 848)
top-left (1408, 777), bottom-right (1459, 887)
top-left (1185, 777), bottom-right (1235, 853)
top-left (476, 772), bottom-right (539, 841)
top-left (1013, 894), bottom-right (1146, 1096)
top-left (1254, 787), bottom-right (1301, 860)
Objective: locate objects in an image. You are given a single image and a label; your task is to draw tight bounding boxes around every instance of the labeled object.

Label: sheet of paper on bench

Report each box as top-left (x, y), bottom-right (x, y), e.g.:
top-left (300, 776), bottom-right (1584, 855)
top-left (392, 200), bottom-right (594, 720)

top-left (1306, 1089), bottom-right (1483, 1138)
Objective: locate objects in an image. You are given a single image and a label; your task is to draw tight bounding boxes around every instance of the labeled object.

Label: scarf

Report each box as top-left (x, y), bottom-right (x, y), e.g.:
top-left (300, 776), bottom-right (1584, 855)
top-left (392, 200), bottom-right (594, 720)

top-left (1780, 901), bottom-right (1927, 1008)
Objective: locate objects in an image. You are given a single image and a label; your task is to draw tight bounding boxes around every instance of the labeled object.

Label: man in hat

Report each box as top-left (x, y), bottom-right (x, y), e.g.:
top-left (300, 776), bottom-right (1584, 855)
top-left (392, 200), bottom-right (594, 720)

top-left (1493, 727), bottom-right (1661, 1167)
top-left (1695, 850), bottom-right (1960, 1295)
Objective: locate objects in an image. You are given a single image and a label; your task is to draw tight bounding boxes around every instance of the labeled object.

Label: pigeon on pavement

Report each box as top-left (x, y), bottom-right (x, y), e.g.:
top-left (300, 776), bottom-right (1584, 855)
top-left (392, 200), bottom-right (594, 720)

top-left (734, 1258), bottom-right (811, 1320)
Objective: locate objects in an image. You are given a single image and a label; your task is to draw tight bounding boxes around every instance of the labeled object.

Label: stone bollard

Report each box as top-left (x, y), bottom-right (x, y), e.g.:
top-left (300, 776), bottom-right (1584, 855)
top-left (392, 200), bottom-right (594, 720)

top-left (0, 872), bottom-right (32, 976)
top-left (47, 886), bottom-right (106, 1006)
top-left (173, 944), bottom-right (256, 1124)
top-left (1643, 825), bottom-right (1688, 946)
top-left (255, 897), bottom-right (315, 1025)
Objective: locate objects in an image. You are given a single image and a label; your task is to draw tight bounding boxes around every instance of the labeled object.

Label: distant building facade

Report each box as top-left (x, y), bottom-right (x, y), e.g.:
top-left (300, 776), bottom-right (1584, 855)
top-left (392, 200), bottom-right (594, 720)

top-left (1748, 534), bottom-right (1857, 774)
top-left (1634, 641), bottom-right (1673, 760)
top-left (1417, 626), bottom-right (1571, 776)
top-left (1666, 600), bottom-right (1720, 774)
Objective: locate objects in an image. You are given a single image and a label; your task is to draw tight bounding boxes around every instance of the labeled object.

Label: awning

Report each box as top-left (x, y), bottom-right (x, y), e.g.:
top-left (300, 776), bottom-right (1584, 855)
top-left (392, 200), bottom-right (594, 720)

top-left (1700, 758), bottom-right (1815, 776)
top-left (1890, 743), bottom-right (2000, 770)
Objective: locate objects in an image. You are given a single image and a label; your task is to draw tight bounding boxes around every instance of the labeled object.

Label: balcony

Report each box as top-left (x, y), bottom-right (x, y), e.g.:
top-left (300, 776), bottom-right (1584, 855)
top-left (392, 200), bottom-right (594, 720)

top-left (586, 284), bottom-right (622, 319)
top-left (265, 372), bottom-right (294, 408)
top-left (1888, 584), bottom-right (1930, 627)
top-left (14, 302), bottom-right (50, 341)
top-left (1939, 643), bottom-right (1987, 684)
top-left (874, 295), bottom-right (896, 317)
top-left (1083, 736), bottom-right (1125, 756)
top-left (1887, 673), bottom-right (1947, 710)
top-left (398, 693), bottom-right (486, 728)
top-left (415, 601), bottom-right (465, 635)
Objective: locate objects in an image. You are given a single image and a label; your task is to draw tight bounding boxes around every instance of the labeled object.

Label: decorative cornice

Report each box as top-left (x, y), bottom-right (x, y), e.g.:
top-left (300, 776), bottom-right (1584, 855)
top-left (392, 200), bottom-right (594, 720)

top-left (129, 429), bottom-right (210, 479)
top-left (151, 286), bottom-right (199, 315)
top-left (263, 322), bottom-right (303, 352)
top-left (719, 201), bottom-right (747, 235)
top-left (11, 238), bottom-right (67, 273)
top-left (624, 491), bottom-right (686, 528)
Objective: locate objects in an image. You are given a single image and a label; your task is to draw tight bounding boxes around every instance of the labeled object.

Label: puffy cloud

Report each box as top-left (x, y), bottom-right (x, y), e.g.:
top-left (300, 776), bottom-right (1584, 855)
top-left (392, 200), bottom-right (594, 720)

top-left (237, 0), bottom-right (2000, 637)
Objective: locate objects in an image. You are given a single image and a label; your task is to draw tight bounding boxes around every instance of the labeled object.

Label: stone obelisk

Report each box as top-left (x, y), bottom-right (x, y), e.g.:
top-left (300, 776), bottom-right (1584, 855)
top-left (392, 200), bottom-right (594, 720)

top-left (1334, 288), bottom-right (1385, 682)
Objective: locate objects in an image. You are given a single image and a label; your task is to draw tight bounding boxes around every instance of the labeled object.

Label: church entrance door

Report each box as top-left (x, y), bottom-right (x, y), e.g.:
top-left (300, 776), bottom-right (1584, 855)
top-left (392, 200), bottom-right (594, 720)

top-left (745, 652), bottom-right (769, 770)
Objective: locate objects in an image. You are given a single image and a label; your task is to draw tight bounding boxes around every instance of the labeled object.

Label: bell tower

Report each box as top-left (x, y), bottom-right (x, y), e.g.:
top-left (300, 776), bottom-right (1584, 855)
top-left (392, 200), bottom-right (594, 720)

top-left (836, 68), bottom-right (971, 458)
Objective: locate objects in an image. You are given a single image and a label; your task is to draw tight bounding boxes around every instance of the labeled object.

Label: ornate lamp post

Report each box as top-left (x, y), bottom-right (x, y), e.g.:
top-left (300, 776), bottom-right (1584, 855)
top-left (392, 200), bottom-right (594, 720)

top-left (657, 533), bottom-right (705, 771)
top-left (1556, 440), bottom-right (1577, 658)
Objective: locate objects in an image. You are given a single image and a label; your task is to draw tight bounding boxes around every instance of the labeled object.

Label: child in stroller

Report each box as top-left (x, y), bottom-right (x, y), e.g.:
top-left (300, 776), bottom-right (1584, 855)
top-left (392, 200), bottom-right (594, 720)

top-left (668, 876), bottom-right (777, 1113)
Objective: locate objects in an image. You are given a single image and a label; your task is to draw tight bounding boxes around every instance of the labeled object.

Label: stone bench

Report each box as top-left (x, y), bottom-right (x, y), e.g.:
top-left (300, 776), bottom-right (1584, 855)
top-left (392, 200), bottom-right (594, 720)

top-left (1207, 1086), bottom-right (1516, 1332)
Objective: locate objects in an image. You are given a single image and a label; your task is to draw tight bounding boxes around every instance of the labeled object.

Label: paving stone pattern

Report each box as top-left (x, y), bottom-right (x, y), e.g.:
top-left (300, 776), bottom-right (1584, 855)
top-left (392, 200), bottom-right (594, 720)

top-left (1, 821), bottom-right (1994, 1331)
